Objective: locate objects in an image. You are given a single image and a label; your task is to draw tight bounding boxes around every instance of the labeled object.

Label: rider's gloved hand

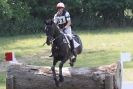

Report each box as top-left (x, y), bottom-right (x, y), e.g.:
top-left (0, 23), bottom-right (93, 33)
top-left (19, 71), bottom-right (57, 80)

top-left (62, 27), bottom-right (66, 33)
top-left (63, 27), bottom-right (66, 30)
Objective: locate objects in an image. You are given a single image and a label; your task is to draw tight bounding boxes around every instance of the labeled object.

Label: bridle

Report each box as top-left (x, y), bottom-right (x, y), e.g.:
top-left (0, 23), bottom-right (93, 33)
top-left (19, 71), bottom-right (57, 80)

top-left (45, 25), bottom-right (63, 45)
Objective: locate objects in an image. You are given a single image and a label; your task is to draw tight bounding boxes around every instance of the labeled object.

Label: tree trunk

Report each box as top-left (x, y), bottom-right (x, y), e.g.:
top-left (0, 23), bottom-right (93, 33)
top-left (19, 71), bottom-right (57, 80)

top-left (6, 63), bottom-right (121, 89)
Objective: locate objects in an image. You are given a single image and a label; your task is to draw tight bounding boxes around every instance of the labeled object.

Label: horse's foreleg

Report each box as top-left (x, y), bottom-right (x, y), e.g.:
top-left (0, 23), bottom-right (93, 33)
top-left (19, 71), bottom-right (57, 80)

top-left (51, 60), bottom-right (59, 87)
top-left (59, 60), bottom-right (66, 82)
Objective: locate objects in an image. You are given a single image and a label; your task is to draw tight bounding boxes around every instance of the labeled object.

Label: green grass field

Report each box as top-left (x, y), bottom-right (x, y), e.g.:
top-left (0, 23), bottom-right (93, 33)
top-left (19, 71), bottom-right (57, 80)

top-left (0, 72), bottom-right (6, 89)
top-left (0, 27), bottom-right (133, 89)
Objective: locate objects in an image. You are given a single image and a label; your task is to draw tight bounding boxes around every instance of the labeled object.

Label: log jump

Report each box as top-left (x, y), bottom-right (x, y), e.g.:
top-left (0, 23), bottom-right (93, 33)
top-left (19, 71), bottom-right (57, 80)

top-left (6, 61), bottom-right (121, 89)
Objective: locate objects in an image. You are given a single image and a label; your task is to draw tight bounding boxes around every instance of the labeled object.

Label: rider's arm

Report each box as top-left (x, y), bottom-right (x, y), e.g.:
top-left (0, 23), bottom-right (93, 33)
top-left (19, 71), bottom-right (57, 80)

top-left (65, 20), bottom-right (71, 28)
top-left (64, 12), bottom-right (71, 28)
top-left (53, 14), bottom-right (58, 24)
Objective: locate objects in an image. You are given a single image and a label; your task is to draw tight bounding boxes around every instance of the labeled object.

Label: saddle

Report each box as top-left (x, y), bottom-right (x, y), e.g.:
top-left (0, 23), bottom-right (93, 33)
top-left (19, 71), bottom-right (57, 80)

top-left (62, 32), bottom-right (80, 48)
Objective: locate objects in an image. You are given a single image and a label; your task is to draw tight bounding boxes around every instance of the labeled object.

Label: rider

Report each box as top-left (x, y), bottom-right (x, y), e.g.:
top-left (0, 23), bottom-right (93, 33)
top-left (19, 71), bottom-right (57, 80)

top-left (51, 2), bottom-right (76, 57)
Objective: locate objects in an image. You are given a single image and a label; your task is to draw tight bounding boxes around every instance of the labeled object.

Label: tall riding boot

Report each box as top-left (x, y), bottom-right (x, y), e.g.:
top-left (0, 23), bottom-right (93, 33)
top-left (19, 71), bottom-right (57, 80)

top-left (70, 39), bottom-right (76, 57)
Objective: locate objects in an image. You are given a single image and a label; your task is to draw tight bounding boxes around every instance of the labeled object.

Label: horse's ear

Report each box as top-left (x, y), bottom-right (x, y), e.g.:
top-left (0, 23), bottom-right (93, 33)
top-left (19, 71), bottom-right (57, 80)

top-left (44, 20), bottom-right (49, 25)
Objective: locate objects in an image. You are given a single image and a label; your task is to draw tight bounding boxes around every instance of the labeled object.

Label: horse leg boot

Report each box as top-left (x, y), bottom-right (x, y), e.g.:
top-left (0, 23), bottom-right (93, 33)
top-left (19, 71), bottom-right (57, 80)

top-left (49, 45), bottom-right (53, 57)
top-left (70, 39), bottom-right (77, 59)
top-left (49, 53), bottom-right (53, 57)
top-left (51, 60), bottom-right (59, 87)
top-left (59, 61), bottom-right (65, 82)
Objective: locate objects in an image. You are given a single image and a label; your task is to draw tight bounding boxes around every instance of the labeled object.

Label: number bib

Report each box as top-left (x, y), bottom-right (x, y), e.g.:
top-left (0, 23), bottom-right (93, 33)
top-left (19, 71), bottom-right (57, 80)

top-left (57, 16), bottom-right (66, 24)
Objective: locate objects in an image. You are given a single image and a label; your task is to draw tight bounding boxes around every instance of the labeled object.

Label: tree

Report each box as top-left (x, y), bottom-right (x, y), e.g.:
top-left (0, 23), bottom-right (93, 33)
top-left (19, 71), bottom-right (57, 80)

top-left (0, 0), bottom-right (12, 19)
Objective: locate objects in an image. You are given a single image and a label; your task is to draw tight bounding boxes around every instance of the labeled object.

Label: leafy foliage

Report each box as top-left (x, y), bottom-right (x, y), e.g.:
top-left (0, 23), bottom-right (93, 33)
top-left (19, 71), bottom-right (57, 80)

top-left (0, 0), bottom-right (133, 36)
top-left (0, 0), bottom-right (12, 18)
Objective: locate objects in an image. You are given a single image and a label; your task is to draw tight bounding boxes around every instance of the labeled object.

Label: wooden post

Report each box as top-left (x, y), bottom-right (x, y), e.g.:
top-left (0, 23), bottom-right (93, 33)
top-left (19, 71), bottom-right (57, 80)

top-left (114, 61), bottom-right (122, 89)
top-left (105, 74), bottom-right (114, 89)
top-left (6, 75), bottom-right (15, 89)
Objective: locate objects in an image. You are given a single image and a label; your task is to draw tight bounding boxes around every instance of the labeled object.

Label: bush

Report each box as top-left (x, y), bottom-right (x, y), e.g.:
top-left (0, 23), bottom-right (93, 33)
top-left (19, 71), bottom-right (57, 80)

top-left (0, 17), bottom-right (44, 36)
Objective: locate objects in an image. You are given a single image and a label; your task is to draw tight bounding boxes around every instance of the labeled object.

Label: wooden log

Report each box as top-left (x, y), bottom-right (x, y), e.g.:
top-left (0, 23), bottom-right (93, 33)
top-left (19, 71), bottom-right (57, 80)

top-left (114, 61), bottom-right (122, 89)
top-left (6, 75), bottom-right (14, 89)
top-left (105, 74), bottom-right (114, 89)
top-left (6, 64), bottom-right (119, 89)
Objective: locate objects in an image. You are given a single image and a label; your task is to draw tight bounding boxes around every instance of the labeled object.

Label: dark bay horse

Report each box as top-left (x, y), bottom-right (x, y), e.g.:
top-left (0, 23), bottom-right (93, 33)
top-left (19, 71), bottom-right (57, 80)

top-left (44, 19), bottom-right (82, 87)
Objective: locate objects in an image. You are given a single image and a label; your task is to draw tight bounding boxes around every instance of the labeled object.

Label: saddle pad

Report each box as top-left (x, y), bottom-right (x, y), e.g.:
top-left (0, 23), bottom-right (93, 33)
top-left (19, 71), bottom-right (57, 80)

top-left (73, 39), bottom-right (80, 48)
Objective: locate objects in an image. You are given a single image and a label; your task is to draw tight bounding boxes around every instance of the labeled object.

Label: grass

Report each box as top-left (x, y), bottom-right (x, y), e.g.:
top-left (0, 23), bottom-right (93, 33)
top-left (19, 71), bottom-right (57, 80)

top-left (0, 72), bottom-right (6, 89)
top-left (124, 69), bottom-right (133, 81)
top-left (0, 34), bottom-right (49, 62)
top-left (0, 85), bottom-right (5, 89)
top-left (0, 27), bottom-right (133, 89)
top-left (0, 28), bottom-right (133, 67)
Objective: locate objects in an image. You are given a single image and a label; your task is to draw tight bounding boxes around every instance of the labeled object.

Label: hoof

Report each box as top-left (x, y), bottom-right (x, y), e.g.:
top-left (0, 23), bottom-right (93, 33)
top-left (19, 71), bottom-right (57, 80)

top-left (69, 62), bottom-right (74, 67)
top-left (55, 80), bottom-right (59, 87)
top-left (54, 78), bottom-right (59, 87)
top-left (59, 78), bottom-right (64, 82)
top-left (59, 75), bottom-right (64, 82)
top-left (72, 58), bottom-right (76, 62)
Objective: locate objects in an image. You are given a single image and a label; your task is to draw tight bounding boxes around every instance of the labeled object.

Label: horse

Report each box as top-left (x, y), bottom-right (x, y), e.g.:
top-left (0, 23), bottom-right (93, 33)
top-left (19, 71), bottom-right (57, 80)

top-left (44, 19), bottom-right (82, 87)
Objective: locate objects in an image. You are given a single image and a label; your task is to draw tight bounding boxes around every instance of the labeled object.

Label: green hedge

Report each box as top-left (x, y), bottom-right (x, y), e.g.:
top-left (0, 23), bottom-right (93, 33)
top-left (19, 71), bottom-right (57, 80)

top-left (0, 18), bottom-right (44, 36)
top-left (0, 0), bottom-right (133, 36)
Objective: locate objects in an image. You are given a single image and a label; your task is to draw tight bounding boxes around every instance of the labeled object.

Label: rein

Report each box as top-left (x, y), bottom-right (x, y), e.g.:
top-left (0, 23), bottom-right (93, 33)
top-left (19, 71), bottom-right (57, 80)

top-left (45, 23), bottom-right (69, 46)
top-left (50, 25), bottom-right (65, 44)
top-left (51, 31), bottom-right (69, 47)
top-left (51, 34), bottom-right (62, 44)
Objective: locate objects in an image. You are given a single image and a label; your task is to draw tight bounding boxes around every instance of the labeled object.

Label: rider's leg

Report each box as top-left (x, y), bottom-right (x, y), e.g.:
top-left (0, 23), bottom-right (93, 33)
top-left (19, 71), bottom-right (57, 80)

top-left (64, 27), bottom-right (76, 57)
top-left (69, 39), bottom-right (76, 57)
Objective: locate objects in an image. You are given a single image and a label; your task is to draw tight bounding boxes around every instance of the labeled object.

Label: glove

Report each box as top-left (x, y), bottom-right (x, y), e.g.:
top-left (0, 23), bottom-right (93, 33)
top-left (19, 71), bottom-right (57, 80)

top-left (63, 27), bottom-right (66, 31)
top-left (63, 27), bottom-right (66, 33)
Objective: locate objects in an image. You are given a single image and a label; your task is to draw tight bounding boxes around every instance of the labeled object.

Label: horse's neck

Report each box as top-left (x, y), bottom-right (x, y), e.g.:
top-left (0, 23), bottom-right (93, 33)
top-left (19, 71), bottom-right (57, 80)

top-left (53, 24), bottom-right (62, 38)
top-left (52, 25), bottom-right (64, 46)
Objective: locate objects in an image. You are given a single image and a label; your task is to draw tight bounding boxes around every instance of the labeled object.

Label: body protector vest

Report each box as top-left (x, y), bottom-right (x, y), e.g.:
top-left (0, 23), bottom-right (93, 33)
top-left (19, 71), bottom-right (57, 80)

top-left (54, 10), bottom-right (71, 29)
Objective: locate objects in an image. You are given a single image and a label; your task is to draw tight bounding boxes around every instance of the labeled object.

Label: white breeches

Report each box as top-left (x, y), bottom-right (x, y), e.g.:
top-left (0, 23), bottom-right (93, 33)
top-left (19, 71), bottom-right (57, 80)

top-left (63, 26), bottom-right (73, 40)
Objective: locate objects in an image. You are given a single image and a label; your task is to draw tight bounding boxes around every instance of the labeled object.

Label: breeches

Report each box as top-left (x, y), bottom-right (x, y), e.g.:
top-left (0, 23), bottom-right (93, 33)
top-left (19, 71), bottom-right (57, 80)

top-left (63, 26), bottom-right (73, 40)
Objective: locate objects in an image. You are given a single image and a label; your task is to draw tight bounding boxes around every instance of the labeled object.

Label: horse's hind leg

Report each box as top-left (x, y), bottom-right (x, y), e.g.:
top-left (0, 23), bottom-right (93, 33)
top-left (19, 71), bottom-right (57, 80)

top-left (59, 60), bottom-right (66, 82)
top-left (51, 60), bottom-right (59, 87)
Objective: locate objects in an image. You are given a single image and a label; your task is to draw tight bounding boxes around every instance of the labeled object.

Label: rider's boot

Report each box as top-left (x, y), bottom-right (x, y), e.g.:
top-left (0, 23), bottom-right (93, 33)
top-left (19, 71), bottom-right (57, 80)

top-left (70, 39), bottom-right (76, 58)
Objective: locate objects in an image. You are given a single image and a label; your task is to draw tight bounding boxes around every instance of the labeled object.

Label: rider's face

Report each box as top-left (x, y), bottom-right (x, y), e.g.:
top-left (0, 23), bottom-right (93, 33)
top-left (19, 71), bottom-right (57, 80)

top-left (57, 7), bottom-right (64, 14)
